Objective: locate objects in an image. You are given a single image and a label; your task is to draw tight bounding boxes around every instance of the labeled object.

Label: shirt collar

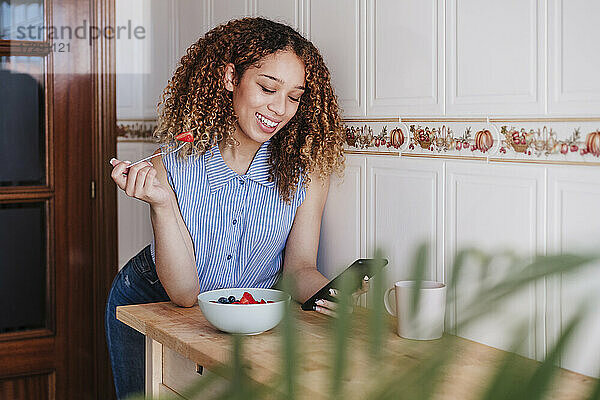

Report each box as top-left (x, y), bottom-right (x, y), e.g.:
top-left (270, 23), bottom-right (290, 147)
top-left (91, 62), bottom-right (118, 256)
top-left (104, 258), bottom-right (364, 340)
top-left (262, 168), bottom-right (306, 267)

top-left (205, 140), bottom-right (275, 193)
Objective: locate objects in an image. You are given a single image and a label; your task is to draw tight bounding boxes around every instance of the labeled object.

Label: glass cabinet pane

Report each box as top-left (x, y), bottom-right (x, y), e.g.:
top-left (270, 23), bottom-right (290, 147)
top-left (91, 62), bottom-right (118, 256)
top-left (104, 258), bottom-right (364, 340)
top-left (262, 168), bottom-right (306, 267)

top-left (0, 56), bottom-right (45, 186)
top-left (0, 0), bottom-right (44, 41)
top-left (0, 202), bottom-right (47, 333)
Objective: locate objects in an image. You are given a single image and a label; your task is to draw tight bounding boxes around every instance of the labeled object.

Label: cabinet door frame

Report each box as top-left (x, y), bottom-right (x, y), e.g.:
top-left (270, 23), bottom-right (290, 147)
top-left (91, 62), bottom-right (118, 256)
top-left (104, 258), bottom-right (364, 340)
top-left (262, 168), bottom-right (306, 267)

top-left (0, 0), bottom-right (117, 398)
top-left (93, 0), bottom-right (119, 398)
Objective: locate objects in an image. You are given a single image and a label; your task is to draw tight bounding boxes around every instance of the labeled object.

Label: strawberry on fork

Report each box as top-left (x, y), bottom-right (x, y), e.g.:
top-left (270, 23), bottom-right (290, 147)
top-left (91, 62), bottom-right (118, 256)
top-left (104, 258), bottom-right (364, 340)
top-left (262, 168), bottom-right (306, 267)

top-left (109, 131), bottom-right (193, 171)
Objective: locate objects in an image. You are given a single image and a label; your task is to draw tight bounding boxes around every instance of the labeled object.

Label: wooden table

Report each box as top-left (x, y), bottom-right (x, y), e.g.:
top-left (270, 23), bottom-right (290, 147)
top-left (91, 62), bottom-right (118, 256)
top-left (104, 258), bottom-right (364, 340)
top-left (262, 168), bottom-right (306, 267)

top-left (117, 302), bottom-right (596, 400)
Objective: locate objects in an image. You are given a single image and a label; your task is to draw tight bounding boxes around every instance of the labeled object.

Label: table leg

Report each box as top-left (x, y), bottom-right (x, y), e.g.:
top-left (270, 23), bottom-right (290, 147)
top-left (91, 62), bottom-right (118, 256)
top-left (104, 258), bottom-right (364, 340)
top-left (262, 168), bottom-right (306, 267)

top-left (145, 336), bottom-right (163, 399)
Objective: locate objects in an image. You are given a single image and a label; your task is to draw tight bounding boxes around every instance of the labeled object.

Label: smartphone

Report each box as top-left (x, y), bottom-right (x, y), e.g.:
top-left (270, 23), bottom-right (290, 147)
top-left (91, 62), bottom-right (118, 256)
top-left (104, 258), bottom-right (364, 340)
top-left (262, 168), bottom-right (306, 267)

top-left (301, 258), bottom-right (388, 311)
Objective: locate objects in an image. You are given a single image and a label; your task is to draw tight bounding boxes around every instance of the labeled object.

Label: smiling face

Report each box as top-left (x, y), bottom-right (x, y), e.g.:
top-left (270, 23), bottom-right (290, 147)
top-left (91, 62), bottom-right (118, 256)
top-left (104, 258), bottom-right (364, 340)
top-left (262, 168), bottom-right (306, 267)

top-left (224, 50), bottom-right (306, 145)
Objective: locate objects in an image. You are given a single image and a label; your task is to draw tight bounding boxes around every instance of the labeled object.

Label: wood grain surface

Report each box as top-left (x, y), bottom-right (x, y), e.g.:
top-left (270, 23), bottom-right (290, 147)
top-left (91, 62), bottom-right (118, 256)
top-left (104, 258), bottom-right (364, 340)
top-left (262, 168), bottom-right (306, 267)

top-left (117, 302), bottom-right (596, 399)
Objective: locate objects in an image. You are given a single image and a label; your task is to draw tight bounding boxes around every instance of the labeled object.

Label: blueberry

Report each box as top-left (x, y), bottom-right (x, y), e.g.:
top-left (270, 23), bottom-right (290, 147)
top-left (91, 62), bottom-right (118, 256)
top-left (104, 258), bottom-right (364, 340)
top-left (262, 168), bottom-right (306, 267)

top-left (218, 297), bottom-right (228, 304)
top-left (228, 296), bottom-right (236, 303)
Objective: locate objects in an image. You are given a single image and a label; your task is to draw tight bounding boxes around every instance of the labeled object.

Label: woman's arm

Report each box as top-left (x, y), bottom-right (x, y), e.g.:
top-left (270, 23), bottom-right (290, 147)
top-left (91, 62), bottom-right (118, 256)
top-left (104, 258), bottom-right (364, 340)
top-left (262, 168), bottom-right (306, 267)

top-left (281, 172), bottom-right (331, 303)
top-left (149, 149), bottom-right (199, 306)
top-left (110, 149), bottom-right (199, 306)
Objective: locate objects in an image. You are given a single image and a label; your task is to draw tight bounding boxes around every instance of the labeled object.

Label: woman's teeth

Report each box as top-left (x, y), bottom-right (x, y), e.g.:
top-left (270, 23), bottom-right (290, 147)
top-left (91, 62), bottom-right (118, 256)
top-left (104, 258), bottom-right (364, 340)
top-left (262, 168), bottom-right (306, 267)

top-left (257, 113), bottom-right (278, 128)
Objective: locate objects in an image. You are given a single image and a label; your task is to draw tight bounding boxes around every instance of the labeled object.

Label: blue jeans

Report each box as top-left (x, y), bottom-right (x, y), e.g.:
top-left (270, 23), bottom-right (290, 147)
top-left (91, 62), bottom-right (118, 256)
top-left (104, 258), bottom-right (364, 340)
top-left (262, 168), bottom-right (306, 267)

top-left (105, 245), bottom-right (170, 399)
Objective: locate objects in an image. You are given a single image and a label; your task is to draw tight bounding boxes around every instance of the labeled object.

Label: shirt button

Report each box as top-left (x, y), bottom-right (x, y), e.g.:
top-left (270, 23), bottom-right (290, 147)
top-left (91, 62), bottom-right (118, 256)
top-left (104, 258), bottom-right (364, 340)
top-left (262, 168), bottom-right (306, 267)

top-left (239, 179), bottom-right (244, 185)
top-left (232, 219), bottom-right (237, 225)
top-left (226, 254), bottom-right (232, 260)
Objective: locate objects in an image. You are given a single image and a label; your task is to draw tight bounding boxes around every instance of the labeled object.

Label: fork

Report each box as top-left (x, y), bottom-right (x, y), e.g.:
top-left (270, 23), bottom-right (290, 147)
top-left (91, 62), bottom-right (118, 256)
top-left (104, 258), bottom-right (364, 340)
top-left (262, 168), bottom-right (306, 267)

top-left (109, 142), bottom-right (186, 171)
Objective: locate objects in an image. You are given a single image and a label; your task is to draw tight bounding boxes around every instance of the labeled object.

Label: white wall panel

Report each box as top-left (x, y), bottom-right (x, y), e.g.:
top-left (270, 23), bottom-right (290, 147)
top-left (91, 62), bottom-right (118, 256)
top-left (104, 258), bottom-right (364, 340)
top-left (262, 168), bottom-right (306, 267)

top-left (317, 155), bottom-right (366, 279)
top-left (143, 0), bottom-right (178, 117)
top-left (115, 0), bottom-right (148, 119)
top-left (116, 141), bottom-right (157, 269)
top-left (307, 0), bottom-right (365, 116)
top-left (255, 0), bottom-right (299, 30)
top-left (209, 0), bottom-right (250, 29)
top-left (548, 0), bottom-right (600, 115)
top-left (176, 0), bottom-right (208, 60)
top-left (367, 0), bottom-right (443, 116)
top-left (446, 162), bottom-right (545, 359)
top-left (116, 0), bottom-right (178, 119)
top-left (547, 167), bottom-right (600, 377)
top-left (367, 157), bottom-right (444, 293)
top-left (446, 0), bottom-right (545, 115)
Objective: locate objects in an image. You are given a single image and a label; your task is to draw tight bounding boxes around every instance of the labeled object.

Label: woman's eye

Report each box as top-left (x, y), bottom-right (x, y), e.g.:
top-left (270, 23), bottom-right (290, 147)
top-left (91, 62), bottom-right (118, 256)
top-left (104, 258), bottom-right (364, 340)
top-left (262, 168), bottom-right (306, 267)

top-left (289, 96), bottom-right (300, 103)
top-left (260, 85), bottom-right (275, 94)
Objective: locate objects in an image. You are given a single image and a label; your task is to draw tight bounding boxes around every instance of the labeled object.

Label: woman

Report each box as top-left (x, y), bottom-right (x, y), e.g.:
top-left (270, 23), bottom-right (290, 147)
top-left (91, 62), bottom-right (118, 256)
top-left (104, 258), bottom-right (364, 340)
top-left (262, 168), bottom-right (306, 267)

top-left (106, 17), bottom-right (353, 399)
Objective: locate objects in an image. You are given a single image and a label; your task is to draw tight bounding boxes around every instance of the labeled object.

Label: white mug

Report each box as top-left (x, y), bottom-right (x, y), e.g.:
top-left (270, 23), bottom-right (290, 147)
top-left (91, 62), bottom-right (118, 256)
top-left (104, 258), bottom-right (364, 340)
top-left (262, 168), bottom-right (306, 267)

top-left (384, 280), bottom-right (446, 340)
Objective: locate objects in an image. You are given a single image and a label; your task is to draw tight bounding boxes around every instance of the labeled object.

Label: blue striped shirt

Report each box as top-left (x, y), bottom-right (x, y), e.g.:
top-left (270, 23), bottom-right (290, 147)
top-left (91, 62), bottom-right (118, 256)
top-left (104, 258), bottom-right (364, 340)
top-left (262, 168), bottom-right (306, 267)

top-left (150, 139), bottom-right (306, 292)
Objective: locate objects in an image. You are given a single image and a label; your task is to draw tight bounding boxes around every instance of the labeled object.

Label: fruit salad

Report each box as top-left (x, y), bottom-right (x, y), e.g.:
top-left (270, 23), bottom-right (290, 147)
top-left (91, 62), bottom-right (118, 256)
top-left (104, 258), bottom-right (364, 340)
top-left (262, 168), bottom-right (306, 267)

top-left (209, 291), bottom-right (274, 304)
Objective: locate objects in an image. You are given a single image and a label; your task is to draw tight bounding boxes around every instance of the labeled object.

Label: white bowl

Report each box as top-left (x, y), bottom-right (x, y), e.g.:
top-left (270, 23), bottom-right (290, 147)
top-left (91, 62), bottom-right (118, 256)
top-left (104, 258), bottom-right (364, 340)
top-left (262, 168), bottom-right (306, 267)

top-left (197, 288), bottom-right (291, 335)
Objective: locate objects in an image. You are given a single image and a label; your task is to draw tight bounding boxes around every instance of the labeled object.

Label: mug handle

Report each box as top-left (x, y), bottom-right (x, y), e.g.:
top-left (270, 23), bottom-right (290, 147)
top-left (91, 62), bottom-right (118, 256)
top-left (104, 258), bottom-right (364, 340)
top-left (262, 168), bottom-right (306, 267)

top-left (383, 287), bottom-right (395, 316)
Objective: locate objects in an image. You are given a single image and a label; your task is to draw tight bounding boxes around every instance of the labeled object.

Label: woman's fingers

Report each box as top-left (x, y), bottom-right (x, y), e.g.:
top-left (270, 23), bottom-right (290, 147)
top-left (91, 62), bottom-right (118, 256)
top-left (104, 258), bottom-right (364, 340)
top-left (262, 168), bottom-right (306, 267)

top-left (313, 279), bottom-right (373, 318)
top-left (134, 163), bottom-right (152, 197)
top-left (110, 160), bottom-right (131, 190)
top-left (124, 162), bottom-right (149, 197)
top-left (352, 278), bottom-right (370, 304)
top-left (360, 278), bottom-right (370, 294)
top-left (314, 299), bottom-right (354, 317)
top-left (109, 158), bottom-right (169, 208)
top-left (314, 305), bottom-right (336, 317)
top-left (143, 167), bottom-right (158, 191)
top-left (110, 157), bottom-right (169, 208)
top-left (316, 299), bottom-right (337, 310)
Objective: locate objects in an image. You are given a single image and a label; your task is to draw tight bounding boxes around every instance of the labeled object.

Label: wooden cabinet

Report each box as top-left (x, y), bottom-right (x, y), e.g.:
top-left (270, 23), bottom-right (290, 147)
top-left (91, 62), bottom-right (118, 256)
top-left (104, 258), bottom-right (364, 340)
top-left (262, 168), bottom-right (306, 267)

top-left (159, 346), bottom-right (227, 399)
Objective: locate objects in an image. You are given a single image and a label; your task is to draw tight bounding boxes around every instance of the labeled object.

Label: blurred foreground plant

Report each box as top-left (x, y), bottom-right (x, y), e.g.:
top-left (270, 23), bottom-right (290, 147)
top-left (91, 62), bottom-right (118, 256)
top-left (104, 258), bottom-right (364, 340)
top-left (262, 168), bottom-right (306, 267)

top-left (129, 244), bottom-right (600, 400)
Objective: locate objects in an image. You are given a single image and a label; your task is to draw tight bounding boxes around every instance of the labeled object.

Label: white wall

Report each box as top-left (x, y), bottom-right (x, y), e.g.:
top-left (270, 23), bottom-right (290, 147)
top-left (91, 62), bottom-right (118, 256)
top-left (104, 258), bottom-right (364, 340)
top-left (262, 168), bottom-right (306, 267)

top-left (117, 0), bottom-right (600, 120)
top-left (115, 139), bottom-right (158, 269)
top-left (115, 0), bottom-right (600, 377)
top-left (318, 150), bottom-right (600, 376)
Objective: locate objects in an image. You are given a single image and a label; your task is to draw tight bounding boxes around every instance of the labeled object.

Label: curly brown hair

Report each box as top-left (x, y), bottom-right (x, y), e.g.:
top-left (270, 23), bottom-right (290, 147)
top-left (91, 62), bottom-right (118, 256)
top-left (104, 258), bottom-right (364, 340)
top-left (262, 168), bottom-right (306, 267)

top-left (154, 17), bottom-right (345, 203)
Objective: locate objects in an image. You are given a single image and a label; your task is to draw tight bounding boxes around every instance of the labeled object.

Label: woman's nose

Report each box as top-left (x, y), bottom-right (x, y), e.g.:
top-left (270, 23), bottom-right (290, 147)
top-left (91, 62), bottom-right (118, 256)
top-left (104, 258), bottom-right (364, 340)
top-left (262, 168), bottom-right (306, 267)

top-left (267, 93), bottom-right (286, 116)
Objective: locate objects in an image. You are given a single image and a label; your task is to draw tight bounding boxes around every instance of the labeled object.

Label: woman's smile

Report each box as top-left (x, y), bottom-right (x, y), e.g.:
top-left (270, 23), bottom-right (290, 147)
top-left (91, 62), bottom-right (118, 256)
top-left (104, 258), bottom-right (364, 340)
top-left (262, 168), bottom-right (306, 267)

top-left (255, 112), bottom-right (280, 133)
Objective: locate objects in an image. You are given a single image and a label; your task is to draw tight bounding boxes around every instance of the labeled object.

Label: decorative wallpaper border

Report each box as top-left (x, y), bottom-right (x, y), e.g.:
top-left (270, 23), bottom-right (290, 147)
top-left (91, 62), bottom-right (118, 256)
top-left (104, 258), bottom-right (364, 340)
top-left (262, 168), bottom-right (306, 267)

top-left (343, 121), bottom-right (600, 162)
top-left (115, 119), bottom-right (600, 163)
top-left (116, 120), bottom-right (157, 139)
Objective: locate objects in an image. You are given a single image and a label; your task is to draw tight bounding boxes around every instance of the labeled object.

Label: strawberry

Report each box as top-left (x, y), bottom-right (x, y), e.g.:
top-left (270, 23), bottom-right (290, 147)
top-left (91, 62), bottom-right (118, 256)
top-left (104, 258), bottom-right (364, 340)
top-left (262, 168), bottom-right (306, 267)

top-left (242, 292), bottom-right (258, 304)
top-left (175, 131), bottom-right (194, 142)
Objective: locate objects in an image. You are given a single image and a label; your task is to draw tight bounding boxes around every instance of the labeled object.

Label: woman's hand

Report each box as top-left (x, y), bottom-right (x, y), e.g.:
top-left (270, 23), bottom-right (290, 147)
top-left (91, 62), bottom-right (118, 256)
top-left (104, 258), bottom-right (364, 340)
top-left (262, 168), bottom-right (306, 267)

top-left (314, 277), bottom-right (370, 317)
top-left (110, 158), bottom-right (172, 209)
